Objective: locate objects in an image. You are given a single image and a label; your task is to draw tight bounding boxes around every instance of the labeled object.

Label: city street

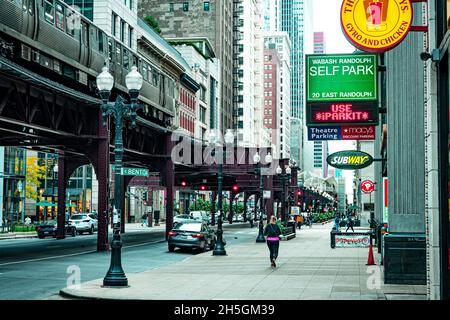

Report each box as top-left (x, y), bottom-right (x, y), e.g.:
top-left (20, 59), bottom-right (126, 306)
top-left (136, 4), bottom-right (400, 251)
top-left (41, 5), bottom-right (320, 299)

top-left (0, 223), bottom-right (255, 299)
top-left (59, 222), bottom-right (427, 300)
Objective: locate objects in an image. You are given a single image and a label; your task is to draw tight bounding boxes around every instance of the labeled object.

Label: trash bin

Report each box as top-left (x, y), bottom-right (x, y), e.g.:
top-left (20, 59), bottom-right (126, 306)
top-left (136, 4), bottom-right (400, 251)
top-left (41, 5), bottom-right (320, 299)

top-left (154, 210), bottom-right (160, 226)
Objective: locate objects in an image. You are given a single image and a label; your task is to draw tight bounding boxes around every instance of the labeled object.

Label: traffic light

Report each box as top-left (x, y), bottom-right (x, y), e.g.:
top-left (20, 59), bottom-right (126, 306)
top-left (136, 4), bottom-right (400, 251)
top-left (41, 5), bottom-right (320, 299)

top-left (297, 190), bottom-right (303, 196)
top-left (181, 181), bottom-right (187, 187)
top-left (232, 184), bottom-right (239, 192)
top-left (143, 192), bottom-right (148, 201)
top-left (200, 185), bottom-right (207, 191)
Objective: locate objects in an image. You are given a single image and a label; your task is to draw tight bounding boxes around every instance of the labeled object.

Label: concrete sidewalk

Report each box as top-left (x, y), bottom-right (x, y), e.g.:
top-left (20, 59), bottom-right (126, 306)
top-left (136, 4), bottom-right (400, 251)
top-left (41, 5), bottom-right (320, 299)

top-left (60, 222), bottom-right (427, 300)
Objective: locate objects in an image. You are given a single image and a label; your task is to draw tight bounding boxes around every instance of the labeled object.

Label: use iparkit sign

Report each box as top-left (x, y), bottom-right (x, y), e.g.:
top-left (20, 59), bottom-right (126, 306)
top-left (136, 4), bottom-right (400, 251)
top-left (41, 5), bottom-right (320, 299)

top-left (306, 54), bottom-right (378, 103)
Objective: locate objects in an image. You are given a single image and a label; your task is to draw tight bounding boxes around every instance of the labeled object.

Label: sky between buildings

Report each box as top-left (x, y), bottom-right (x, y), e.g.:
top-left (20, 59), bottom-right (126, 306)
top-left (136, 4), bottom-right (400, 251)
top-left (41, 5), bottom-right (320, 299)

top-left (312, 0), bottom-right (358, 201)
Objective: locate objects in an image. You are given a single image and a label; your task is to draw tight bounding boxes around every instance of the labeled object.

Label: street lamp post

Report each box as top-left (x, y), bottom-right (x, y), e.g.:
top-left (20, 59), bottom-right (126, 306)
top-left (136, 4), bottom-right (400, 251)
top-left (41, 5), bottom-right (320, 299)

top-left (211, 129), bottom-right (234, 256)
top-left (254, 151), bottom-right (272, 243)
top-left (97, 65), bottom-right (143, 287)
top-left (276, 164), bottom-right (291, 225)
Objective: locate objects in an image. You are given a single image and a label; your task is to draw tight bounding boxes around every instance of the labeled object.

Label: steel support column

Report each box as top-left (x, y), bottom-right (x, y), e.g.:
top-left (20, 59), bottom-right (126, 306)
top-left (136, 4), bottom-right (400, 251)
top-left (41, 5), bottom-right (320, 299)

top-left (56, 153), bottom-right (67, 239)
top-left (164, 135), bottom-right (174, 239)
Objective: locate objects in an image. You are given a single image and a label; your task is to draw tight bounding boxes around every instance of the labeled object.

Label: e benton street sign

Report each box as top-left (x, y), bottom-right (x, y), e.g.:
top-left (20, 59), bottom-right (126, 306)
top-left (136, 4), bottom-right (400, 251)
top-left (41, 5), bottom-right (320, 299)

top-left (120, 167), bottom-right (149, 177)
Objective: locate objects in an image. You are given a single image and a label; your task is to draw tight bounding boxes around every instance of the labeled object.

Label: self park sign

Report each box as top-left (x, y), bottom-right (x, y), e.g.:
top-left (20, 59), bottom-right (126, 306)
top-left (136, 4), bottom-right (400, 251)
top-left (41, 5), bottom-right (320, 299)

top-left (340, 0), bottom-right (413, 53)
top-left (306, 54), bottom-right (377, 103)
top-left (327, 150), bottom-right (374, 170)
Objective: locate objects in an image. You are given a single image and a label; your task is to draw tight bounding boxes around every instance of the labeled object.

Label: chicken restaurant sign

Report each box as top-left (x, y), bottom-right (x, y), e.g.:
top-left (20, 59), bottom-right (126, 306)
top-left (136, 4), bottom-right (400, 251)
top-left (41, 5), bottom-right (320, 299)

top-left (327, 150), bottom-right (374, 170)
top-left (340, 0), bottom-right (413, 53)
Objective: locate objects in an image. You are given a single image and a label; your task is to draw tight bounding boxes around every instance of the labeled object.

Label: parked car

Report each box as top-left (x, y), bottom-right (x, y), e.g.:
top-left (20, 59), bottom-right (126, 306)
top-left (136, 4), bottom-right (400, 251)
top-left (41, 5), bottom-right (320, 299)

top-left (36, 220), bottom-right (76, 239)
top-left (69, 213), bottom-right (98, 235)
top-left (233, 214), bottom-right (244, 222)
top-left (173, 214), bottom-right (195, 226)
top-left (190, 210), bottom-right (211, 224)
top-left (167, 220), bottom-right (216, 253)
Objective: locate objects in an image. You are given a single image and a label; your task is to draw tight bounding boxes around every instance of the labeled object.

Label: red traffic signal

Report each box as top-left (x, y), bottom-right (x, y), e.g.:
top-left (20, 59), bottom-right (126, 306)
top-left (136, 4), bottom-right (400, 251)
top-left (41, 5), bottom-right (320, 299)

top-left (181, 181), bottom-right (187, 187)
top-left (297, 191), bottom-right (303, 196)
top-left (232, 185), bottom-right (239, 192)
top-left (200, 185), bottom-right (207, 191)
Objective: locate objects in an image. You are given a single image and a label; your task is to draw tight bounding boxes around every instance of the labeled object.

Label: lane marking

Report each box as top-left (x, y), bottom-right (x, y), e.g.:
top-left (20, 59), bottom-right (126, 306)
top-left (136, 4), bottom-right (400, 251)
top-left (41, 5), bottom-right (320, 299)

top-left (0, 250), bottom-right (97, 267)
top-left (0, 239), bottom-right (165, 267)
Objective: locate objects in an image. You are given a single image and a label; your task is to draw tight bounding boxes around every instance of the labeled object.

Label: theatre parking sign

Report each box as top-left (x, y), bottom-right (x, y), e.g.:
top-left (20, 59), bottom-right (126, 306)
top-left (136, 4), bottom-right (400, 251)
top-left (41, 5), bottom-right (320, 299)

top-left (306, 54), bottom-right (377, 103)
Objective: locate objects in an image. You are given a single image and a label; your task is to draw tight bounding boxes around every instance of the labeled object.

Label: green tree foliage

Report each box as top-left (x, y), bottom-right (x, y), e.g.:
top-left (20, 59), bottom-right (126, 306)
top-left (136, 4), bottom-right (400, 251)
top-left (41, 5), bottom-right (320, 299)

top-left (25, 156), bottom-right (46, 201)
top-left (144, 15), bottom-right (161, 34)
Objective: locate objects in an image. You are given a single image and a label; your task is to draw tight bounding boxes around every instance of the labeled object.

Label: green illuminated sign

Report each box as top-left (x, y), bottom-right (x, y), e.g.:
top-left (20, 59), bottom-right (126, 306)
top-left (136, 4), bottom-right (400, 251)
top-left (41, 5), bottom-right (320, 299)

top-left (120, 167), bottom-right (149, 177)
top-left (326, 150), bottom-right (374, 170)
top-left (306, 54), bottom-right (378, 102)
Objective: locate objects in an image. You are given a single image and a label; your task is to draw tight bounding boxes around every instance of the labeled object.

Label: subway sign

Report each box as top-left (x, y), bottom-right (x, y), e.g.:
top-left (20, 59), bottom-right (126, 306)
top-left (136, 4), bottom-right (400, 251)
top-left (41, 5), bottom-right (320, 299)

top-left (327, 150), bottom-right (374, 170)
top-left (306, 102), bottom-right (378, 126)
top-left (306, 54), bottom-right (377, 102)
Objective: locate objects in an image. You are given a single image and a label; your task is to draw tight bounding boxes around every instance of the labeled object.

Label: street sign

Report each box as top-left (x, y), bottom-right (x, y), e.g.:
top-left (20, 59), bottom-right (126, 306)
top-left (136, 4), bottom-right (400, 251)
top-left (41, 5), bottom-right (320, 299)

top-left (340, 0), bottom-right (413, 53)
top-left (308, 126), bottom-right (376, 141)
top-left (327, 150), bottom-right (374, 170)
top-left (306, 54), bottom-right (377, 102)
top-left (306, 102), bottom-right (379, 126)
top-left (120, 167), bottom-right (149, 177)
top-left (361, 180), bottom-right (375, 194)
top-left (263, 191), bottom-right (271, 199)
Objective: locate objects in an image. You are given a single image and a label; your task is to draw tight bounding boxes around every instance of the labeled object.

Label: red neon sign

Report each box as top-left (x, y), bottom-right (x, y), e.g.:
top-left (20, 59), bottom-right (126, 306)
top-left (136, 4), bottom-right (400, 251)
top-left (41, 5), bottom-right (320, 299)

top-left (307, 102), bottom-right (378, 126)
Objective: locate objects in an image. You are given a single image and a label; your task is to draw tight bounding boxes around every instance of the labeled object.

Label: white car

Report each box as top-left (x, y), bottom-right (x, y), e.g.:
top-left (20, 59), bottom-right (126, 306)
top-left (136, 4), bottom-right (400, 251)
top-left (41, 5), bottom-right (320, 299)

top-left (69, 213), bottom-right (98, 235)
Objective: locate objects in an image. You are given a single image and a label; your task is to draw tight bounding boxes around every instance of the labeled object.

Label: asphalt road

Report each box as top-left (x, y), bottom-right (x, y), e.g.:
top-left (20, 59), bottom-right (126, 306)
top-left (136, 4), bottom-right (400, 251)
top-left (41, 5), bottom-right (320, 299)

top-left (0, 222), bottom-right (258, 300)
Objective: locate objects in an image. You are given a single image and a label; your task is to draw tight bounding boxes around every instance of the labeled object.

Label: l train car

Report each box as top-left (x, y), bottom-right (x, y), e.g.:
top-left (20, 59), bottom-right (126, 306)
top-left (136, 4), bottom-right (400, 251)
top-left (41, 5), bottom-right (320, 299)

top-left (0, 0), bottom-right (176, 127)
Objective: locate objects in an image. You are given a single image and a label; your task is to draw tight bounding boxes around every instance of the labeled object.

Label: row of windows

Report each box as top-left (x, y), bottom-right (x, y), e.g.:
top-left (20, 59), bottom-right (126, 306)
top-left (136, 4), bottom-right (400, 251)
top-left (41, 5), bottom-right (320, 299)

top-left (264, 100), bottom-right (273, 106)
top-left (264, 108), bottom-right (273, 115)
top-left (169, 1), bottom-right (210, 12)
top-left (264, 118), bottom-right (273, 125)
top-left (264, 65), bottom-right (273, 70)
top-left (180, 88), bottom-right (196, 112)
top-left (112, 12), bottom-right (133, 49)
top-left (264, 82), bottom-right (273, 88)
top-left (264, 73), bottom-right (273, 79)
top-left (180, 112), bottom-right (195, 134)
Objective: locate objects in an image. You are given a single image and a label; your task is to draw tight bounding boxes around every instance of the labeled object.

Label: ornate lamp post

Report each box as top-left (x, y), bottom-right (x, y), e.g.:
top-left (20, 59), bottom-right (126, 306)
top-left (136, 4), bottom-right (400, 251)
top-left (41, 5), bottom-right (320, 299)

top-left (97, 65), bottom-right (143, 287)
top-left (254, 151), bottom-right (272, 243)
top-left (276, 164), bottom-right (291, 225)
top-left (211, 129), bottom-right (234, 256)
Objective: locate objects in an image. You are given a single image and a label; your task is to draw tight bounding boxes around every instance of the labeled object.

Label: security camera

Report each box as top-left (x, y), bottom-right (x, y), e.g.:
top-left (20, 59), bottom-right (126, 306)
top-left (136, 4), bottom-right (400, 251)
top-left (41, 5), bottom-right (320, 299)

top-left (420, 52), bottom-right (432, 61)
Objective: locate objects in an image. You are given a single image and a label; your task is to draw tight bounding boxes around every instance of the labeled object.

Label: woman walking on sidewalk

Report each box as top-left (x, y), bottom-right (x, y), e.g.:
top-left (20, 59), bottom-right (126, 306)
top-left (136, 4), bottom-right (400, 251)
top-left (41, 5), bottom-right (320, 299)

top-left (264, 216), bottom-right (282, 268)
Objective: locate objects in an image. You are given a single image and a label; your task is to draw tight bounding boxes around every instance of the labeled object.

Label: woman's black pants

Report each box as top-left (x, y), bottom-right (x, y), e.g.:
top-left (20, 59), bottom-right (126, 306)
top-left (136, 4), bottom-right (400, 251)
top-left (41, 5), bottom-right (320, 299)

top-left (266, 240), bottom-right (280, 261)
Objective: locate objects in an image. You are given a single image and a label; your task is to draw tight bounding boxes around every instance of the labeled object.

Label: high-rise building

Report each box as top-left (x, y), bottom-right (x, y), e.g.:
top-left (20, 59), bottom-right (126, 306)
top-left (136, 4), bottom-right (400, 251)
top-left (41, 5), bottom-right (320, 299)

top-left (233, 0), bottom-right (265, 147)
top-left (138, 0), bottom-right (233, 134)
top-left (311, 31), bottom-right (328, 178)
top-left (264, 32), bottom-right (291, 159)
top-left (278, 0), bottom-right (313, 169)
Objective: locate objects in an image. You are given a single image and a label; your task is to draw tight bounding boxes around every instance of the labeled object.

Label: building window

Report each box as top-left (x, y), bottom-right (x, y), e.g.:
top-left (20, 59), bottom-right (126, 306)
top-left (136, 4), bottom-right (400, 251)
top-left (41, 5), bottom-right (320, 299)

top-left (203, 1), bottom-right (210, 11)
top-left (169, 3), bottom-right (174, 12)
top-left (44, 0), bottom-right (55, 24)
top-left (128, 26), bottom-right (133, 48)
top-left (55, 2), bottom-right (65, 30)
top-left (111, 12), bottom-right (117, 37)
top-left (120, 20), bottom-right (126, 43)
top-left (183, 2), bottom-right (189, 11)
